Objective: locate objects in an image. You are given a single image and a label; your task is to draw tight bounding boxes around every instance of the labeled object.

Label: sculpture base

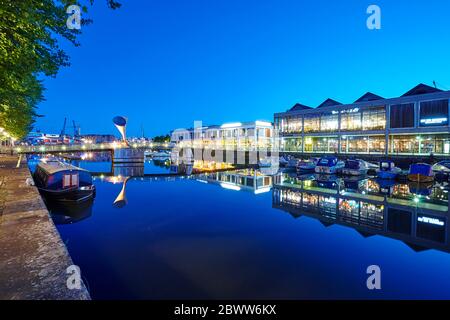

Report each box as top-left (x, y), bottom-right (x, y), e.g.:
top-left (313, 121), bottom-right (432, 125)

top-left (113, 148), bottom-right (144, 163)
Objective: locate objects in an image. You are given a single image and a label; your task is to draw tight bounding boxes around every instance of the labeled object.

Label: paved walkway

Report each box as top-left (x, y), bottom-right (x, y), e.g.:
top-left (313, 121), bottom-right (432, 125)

top-left (0, 155), bottom-right (90, 300)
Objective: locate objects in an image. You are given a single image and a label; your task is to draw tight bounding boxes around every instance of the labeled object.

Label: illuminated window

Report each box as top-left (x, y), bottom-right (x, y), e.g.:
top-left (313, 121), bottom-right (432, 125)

top-left (362, 106), bottom-right (386, 130)
top-left (340, 109), bottom-right (362, 131)
top-left (304, 114), bottom-right (321, 133)
top-left (320, 113), bottom-right (339, 132)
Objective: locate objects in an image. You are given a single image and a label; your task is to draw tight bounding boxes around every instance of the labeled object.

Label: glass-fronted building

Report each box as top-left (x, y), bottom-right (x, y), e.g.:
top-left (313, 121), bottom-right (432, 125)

top-left (274, 84), bottom-right (450, 157)
top-left (171, 120), bottom-right (274, 150)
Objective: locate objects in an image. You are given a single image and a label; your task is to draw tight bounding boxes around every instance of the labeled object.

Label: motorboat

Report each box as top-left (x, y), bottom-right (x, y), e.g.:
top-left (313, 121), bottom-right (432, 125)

top-left (432, 160), bottom-right (450, 180)
top-left (258, 158), bottom-right (273, 168)
top-left (296, 158), bottom-right (320, 173)
top-left (279, 156), bottom-right (289, 167)
top-left (408, 163), bottom-right (434, 183)
top-left (341, 159), bottom-right (369, 176)
top-left (314, 156), bottom-right (345, 174)
top-left (33, 159), bottom-right (95, 203)
top-left (286, 158), bottom-right (300, 170)
top-left (376, 160), bottom-right (402, 179)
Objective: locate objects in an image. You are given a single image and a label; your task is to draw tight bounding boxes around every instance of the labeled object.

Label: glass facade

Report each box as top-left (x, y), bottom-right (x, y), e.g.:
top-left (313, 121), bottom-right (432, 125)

top-left (320, 113), bottom-right (339, 132)
top-left (276, 96), bottom-right (450, 156)
top-left (362, 107), bottom-right (386, 130)
top-left (390, 134), bottom-right (450, 155)
top-left (340, 109), bottom-right (362, 131)
top-left (282, 138), bottom-right (302, 152)
top-left (304, 136), bottom-right (338, 153)
top-left (304, 115), bottom-right (321, 133)
top-left (340, 135), bottom-right (385, 154)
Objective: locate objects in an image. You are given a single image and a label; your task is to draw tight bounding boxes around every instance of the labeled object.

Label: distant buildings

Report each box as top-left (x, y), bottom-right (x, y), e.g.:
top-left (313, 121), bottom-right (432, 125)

top-left (80, 134), bottom-right (117, 144)
top-left (274, 83), bottom-right (450, 157)
top-left (171, 120), bottom-right (274, 150)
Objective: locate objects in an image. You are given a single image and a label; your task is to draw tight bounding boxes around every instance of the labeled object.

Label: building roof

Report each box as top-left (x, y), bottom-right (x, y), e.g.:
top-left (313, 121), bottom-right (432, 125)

top-left (289, 103), bottom-right (312, 112)
top-left (354, 92), bottom-right (384, 103)
top-left (402, 83), bottom-right (443, 97)
top-left (317, 98), bottom-right (342, 108)
top-left (37, 160), bottom-right (89, 175)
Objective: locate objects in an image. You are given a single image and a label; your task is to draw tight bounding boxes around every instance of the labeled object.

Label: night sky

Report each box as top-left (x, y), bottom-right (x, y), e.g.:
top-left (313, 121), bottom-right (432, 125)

top-left (35, 0), bottom-right (450, 137)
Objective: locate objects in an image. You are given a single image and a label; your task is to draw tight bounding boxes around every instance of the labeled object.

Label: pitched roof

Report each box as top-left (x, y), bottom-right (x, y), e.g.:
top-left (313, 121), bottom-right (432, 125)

top-left (402, 83), bottom-right (443, 97)
top-left (317, 98), bottom-right (342, 109)
top-left (354, 92), bottom-right (384, 103)
top-left (289, 103), bottom-right (312, 112)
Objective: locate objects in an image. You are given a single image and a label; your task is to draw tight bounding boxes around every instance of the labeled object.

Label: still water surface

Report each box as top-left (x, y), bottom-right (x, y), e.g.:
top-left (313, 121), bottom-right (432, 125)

top-left (29, 157), bottom-right (450, 299)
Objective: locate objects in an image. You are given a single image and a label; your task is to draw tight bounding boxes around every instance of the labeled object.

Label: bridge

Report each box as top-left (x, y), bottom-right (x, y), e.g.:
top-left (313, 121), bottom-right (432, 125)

top-left (9, 142), bottom-right (171, 155)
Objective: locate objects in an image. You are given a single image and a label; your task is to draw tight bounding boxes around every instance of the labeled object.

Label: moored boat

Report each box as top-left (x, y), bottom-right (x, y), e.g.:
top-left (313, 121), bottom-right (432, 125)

top-left (376, 160), bottom-right (402, 179)
top-left (432, 160), bottom-right (450, 180)
top-left (279, 156), bottom-right (289, 167)
top-left (286, 158), bottom-right (300, 170)
top-left (296, 158), bottom-right (319, 173)
top-left (408, 163), bottom-right (434, 183)
top-left (341, 159), bottom-right (369, 176)
top-left (314, 156), bottom-right (344, 174)
top-left (33, 159), bottom-right (95, 203)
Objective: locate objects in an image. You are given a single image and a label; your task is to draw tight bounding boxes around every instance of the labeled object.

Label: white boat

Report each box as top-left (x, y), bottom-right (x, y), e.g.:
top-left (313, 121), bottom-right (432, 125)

top-left (376, 160), bottom-right (402, 179)
top-left (279, 156), bottom-right (289, 167)
top-left (341, 159), bottom-right (369, 176)
top-left (258, 158), bottom-right (273, 168)
top-left (314, 156), bottom-right (345, 174)
top-left (432, 160), bottom-right (450, 180)
top-left (296, 158), bottom-right (320, 173)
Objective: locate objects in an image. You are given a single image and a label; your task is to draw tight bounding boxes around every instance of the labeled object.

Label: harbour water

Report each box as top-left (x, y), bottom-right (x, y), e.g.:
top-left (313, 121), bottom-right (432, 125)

top-left (28, 155), bottom-right (450, 299)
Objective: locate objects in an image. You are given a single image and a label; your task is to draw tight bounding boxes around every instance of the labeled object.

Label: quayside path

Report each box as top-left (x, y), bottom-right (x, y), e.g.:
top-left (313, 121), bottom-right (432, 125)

top-left (0, 155), bottom-right (90, 300)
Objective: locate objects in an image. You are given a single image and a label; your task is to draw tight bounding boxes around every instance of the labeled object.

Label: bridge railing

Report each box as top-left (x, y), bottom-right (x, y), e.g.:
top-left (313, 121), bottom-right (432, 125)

top-left (15, 142), bottom-right (171, 154)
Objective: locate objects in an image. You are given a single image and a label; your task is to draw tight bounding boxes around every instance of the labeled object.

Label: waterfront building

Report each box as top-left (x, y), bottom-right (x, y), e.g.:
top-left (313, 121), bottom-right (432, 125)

top-left (274, 84), bottom-right (450, 157)
top-left (171, 120), bottom-right (274, 150)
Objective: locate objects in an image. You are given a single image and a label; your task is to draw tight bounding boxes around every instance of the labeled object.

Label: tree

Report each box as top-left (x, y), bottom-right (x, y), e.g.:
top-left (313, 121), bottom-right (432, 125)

top-left (153, 135), bottom-right (171, 143)
top-left (0, 0), bottom-right (120, 139)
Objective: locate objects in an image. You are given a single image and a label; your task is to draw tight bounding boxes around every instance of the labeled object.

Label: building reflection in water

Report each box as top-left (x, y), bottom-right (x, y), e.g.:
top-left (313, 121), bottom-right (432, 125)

top-left (272, 173), bottom-right (450, 253)
top-left (195, 169), bottom-right (273, 194)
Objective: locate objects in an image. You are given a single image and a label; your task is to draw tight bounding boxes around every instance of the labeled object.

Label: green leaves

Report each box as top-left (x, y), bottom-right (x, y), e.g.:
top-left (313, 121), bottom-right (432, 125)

top-left (0, 0), bottom-right (120, 139)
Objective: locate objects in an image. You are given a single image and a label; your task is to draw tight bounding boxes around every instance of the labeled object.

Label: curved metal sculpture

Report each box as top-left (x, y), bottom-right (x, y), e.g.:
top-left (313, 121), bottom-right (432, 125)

top-left (113, 116), bottom-right (128, 145)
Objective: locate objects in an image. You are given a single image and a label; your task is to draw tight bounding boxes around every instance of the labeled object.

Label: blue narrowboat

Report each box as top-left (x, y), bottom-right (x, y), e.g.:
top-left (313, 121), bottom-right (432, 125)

top-left (33, 159), bottom-right (96, 202)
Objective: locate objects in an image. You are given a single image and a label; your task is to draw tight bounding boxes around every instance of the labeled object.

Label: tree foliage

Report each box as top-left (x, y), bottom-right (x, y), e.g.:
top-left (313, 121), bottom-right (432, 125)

top-left (153, 135), bottom-right (171, 143)
top-left (0, 0), bottom-right (120, 139)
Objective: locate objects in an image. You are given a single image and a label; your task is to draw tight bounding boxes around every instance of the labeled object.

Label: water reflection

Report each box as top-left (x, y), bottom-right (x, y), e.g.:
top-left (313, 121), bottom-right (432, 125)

top-left (33, 151), bottom-right (450, 255)
top-left (49, 199), bottom-right (94, 225)
top-left (273, 173), bottom-right (449, 253)
top-left (113, 176), bottom-right (131, 208)
top-left (195, 169), bottom-right (273, 194)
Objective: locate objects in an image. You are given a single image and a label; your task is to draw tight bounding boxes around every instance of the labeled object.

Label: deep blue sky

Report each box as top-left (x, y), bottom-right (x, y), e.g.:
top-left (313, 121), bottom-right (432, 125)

top-left (35, 0), bottom-right (450, 137)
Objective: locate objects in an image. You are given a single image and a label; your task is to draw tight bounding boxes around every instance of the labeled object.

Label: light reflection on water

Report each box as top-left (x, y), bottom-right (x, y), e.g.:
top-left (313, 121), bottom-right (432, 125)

top-left (28, 156), bottom-right (450, 299)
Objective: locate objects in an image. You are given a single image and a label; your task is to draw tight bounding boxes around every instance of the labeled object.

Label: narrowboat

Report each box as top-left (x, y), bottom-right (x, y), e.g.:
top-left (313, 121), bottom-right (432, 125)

top-left (407, 163), bottom-right (434, 183)
top-left (341, 159), bottom-right (369, 176)
top-left (314, 156), bottom-right (345, 174)
top-left (296, 157), bottom-right (320, 173)
top-left (33, 159), bottom-right (95, 202)
top-left (376, 160), bottom-right (402, 179)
